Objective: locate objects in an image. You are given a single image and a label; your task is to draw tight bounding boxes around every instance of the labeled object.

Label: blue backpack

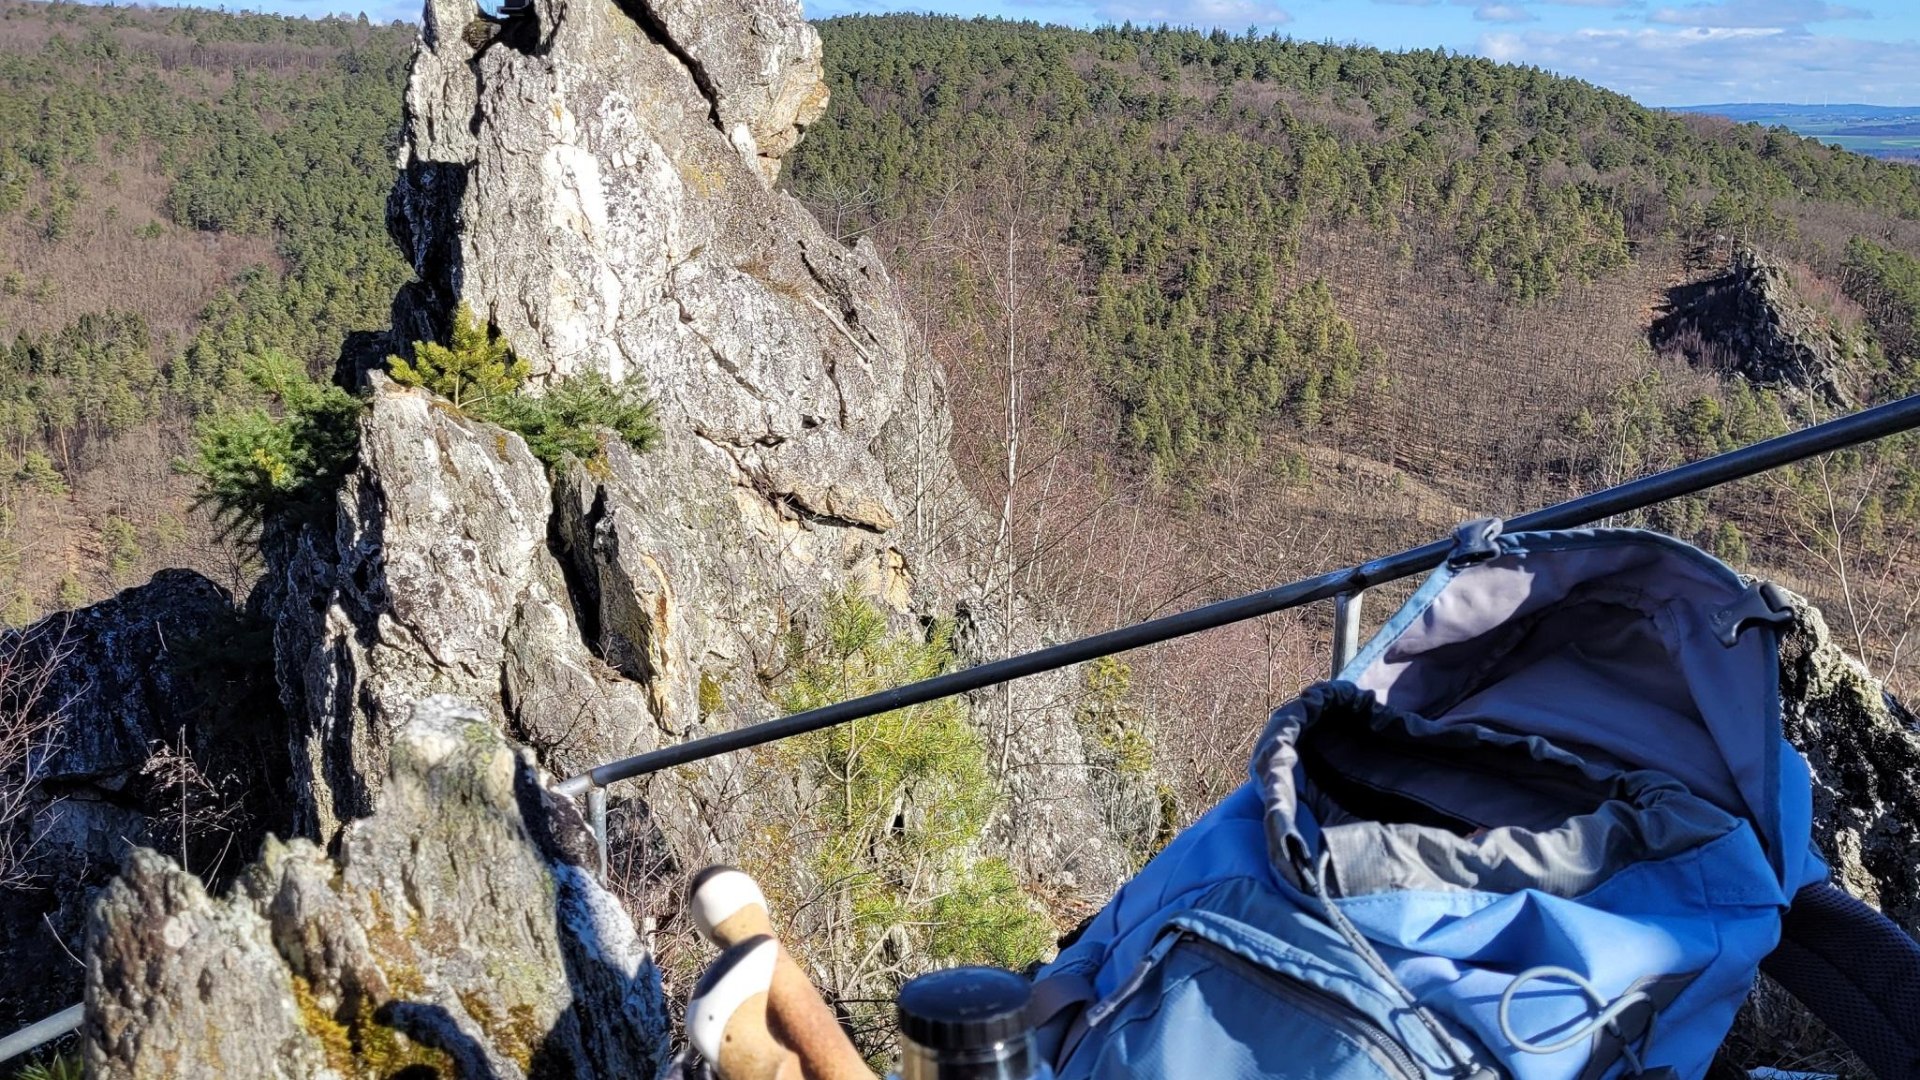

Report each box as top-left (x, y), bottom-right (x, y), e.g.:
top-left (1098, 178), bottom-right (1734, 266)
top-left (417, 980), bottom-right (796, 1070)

top-left (1031, 526), bottom-right (1829, 1080)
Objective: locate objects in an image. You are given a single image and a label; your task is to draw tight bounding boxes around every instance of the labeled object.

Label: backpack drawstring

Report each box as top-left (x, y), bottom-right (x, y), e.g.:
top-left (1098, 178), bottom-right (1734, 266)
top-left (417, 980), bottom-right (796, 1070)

top-left (1296, 848), bottom-right (1498, 1080)
top-left (1497, 966), bottom-right (1657, 1076)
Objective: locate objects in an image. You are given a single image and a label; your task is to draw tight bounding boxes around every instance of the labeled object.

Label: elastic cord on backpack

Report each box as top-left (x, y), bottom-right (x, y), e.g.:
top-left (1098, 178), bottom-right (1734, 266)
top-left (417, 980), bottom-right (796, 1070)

top-left (1496, 966), bottom-right (1656, 1075)
top-left (1299, 849), bottom-right (1498, 1080)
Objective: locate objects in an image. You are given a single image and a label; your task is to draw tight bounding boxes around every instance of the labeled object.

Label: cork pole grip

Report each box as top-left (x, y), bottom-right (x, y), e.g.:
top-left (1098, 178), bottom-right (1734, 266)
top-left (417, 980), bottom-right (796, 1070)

top-left (690, 867), bottom-right (879, 1080)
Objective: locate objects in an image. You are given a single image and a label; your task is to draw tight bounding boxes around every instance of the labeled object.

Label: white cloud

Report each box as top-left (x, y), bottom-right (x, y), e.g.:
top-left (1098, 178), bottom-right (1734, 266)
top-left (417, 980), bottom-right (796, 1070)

top-left (1365, 0), bottom-right (1639, 15)
top-left (1648, 0), bottom-right (1868, 29)
top-left (1479, 23), bottom-right (1912, 103)
top-left (1096, 0), bottom-right (1292, 23)
top-left (1474, 3), bottom-right (1537, 22)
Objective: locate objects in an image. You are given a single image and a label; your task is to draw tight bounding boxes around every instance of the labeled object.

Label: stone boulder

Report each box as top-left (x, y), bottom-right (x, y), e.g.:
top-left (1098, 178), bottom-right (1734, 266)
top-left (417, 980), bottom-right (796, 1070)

top-left (0, 570), bottom-right (284, 1035)
top-left (1652, 247), bottom-right (1864, 406)
top-left (83, 696), bottom-right (670, 1079)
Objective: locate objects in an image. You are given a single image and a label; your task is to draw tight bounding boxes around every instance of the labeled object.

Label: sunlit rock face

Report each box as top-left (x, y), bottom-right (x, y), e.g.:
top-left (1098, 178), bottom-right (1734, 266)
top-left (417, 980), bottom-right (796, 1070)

top-left (267, 0), bottom-right (1133, 914)
top-left (84, 697), bottom-right (671, 1080)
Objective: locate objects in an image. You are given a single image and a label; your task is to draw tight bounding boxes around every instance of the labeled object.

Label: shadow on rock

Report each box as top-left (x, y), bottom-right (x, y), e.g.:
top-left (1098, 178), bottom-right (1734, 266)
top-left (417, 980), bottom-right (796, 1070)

top-left (81, 696), bottom-right (672, 1079)
top-left (0, 570), bottom-right (288, 1035)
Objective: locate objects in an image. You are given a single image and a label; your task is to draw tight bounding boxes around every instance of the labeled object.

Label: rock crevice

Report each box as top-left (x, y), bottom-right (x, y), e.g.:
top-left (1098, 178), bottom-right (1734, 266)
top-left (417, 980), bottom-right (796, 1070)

top-left (83, 697), bottom-right (671, 1079)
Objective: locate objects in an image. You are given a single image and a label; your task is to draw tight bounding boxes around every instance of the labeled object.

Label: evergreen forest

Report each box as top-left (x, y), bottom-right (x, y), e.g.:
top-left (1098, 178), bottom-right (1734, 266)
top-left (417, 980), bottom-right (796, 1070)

top-left (0, 0), bottom-right (1915, 763)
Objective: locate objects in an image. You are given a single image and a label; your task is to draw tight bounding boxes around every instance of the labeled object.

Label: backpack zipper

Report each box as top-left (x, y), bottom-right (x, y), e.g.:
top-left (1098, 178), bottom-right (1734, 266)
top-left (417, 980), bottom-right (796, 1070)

top-left (1082, 930), bottom-right (1181, 1028)
top-left (1182, 933), bottom-right (1428, 1080)
top-left (1081, 926), bottom-right (1426, 1080)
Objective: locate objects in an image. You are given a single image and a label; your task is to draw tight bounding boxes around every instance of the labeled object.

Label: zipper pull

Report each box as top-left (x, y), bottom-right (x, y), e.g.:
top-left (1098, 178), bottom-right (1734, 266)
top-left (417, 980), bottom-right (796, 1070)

top-left (1084, 930), bottom-right (1184, 1028)
top-left (1288, 838), bottom-right (1325, 897)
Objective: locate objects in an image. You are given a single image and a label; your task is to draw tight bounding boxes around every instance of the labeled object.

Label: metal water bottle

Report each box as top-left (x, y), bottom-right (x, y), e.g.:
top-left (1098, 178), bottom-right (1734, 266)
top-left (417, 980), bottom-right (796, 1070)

top-left (892, 966), bottom-right (1052, 1080)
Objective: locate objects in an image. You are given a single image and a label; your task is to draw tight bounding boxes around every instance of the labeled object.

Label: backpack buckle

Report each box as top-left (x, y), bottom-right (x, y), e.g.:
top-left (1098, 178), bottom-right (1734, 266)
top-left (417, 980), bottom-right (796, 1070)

top-left (1446, 518), bottom-right (1503, 569)
top-left (1710, 581), bottom-right (1794, 646)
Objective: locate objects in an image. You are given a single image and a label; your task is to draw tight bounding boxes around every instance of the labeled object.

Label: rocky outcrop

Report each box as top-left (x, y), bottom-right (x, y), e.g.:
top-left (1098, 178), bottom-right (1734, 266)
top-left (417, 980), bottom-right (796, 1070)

top-left (271, 0), bottom-right (1132, 900)
top-left (0, 571), bottom-right (285, 1034)
top-left (83, 696), bottom-right (670, 1078)
top-left (1777, 597), bottom-right (1920, 931)
top-left (1652, 247), bottom-right (1864, 405)
top-left (1713, 594), bottom-right (1920, 1077)
top-left (269, 376), bottom-right (657, 842)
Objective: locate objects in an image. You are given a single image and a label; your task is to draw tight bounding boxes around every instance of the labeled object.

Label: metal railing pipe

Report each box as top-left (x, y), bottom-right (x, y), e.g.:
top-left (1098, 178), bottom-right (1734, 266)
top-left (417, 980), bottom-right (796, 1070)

top-left (0, 1004), bottom-right (81, 1066)
top-left (14, 394), bottom-right (1920, 1064)
top-left (556, 392), bottom-right (1920, 795)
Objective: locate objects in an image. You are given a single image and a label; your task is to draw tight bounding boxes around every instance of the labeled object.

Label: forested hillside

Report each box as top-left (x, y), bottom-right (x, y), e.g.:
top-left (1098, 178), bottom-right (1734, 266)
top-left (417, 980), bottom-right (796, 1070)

top-left (0, 2), bottom-right (1916, 816)
top-left (0, 0), bottom-right (409, 618)
top-left (784, 15), bottom-right (1920, 806)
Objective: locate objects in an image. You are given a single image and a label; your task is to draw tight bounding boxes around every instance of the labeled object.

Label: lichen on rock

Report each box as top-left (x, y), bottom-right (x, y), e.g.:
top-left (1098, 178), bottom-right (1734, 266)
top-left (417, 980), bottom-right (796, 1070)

top-left (83, 696), bottom-right (671, 1079)
top-left (1713, 591), bottom-right (1920, 1077)
top-left (1776, 593), bottom-right (1920, 928)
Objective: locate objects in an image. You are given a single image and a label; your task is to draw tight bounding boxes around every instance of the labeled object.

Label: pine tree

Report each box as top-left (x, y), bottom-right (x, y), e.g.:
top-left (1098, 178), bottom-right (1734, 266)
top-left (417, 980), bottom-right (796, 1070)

top-left (387, 303), bottom-right (530, 409)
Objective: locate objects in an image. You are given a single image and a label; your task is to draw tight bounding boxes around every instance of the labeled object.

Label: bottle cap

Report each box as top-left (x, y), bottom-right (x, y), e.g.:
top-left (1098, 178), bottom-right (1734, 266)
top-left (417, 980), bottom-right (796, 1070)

top-left (896, 966), bottom-right (1033, 1053)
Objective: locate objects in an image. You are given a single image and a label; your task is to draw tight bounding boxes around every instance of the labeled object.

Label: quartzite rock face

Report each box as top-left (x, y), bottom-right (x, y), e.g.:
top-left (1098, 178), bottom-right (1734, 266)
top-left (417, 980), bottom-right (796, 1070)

top-left (269, 377), bottom-right (656, 842)
top-left (83, 696), bottom-right (670, 1079)
top-left (643, 0), bottom-right (831, 182)
top-left (273, 0), bottom-right (1132, 896)
top-left (1652, 247), bottom-right (1864, 406)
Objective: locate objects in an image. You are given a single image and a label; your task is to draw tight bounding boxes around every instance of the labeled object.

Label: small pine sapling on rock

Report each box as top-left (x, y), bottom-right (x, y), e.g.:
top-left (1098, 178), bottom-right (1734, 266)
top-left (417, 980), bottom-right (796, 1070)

top-left (389, 306), bottom-right (660, 469)
top-left (388, 303), bottom-right (531, 410)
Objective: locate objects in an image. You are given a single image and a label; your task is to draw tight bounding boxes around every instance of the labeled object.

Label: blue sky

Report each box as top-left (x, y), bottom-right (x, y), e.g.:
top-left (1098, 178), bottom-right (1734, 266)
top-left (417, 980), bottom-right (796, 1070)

top-left (195, 0), bottom-right (1920, 106)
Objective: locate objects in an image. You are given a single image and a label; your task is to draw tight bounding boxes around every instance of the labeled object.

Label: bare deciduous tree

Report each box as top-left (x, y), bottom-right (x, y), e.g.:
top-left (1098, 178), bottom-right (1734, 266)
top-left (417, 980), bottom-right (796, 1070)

top-left (0, 620), bottom-right (75, 890)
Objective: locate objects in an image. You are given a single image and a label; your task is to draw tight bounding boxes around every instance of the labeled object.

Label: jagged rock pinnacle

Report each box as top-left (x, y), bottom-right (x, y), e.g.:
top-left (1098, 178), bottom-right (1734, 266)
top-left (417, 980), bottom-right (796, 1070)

top-left (276, 0), bottom-right (1134, 892)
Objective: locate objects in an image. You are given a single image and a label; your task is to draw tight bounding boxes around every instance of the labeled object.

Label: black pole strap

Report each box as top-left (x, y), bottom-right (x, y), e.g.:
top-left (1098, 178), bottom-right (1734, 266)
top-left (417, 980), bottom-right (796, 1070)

top-left (554, 392), bottom-right (1920, 796)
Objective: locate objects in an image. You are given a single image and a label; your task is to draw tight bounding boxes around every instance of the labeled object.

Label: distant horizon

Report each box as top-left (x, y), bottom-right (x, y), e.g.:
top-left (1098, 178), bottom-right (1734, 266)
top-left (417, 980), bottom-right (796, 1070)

top-left (1666, 101), bottom-right (1920, 111)
top-left (50, 0), bottom-right (1920, 109)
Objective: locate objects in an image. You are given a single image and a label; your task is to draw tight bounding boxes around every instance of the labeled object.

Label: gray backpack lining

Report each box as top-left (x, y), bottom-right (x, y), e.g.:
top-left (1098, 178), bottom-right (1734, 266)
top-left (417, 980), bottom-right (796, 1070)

top-left (1260, 683), bottom-right (1738, 899)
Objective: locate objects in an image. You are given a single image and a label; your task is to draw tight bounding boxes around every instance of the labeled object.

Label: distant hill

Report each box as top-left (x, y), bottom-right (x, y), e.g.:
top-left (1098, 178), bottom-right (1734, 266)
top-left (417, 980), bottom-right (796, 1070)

top-left (1672, 102), bottom-right (1920, 159)
top-left (1675, 103), bottom-right (1920, 123)
top-left (787, 16), bottom-right (1920, 748)
top-left (0, 0), bottom-right (411, 624)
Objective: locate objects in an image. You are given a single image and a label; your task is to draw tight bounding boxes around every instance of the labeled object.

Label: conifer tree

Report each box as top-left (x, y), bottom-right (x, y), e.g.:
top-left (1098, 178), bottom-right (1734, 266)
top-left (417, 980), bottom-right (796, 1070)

top-left (387, 304), bottom-right (530, 409)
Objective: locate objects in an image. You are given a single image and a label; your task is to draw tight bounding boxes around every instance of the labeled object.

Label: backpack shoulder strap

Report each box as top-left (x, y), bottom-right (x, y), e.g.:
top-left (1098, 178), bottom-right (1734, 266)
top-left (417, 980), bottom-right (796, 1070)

top-left (1762, 882), bottom-right (1920, 1079)
top-left (1029, 969), bottom-right (1097, 1066)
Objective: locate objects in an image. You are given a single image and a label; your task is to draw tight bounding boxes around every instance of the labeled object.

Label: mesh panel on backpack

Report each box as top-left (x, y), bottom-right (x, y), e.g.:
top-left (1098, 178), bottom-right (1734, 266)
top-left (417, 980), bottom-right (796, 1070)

top-left (1760, 882), bottom-right (1920, 1080)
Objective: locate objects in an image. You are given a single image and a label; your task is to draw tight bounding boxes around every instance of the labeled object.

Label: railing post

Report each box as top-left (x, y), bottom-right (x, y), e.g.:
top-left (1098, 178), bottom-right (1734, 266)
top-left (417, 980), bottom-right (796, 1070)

top-left (1331, 590), bottom-right (1364, 678)
top-left (586, 785), bottom-right (609, 885)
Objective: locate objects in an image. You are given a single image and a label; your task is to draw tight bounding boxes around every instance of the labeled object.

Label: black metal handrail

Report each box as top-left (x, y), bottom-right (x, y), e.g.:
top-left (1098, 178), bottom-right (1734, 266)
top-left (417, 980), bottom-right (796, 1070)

top-left (9, 391), bottom-right (1920, 1066)
top-left (556, 391), bottom-right (1920, 796)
